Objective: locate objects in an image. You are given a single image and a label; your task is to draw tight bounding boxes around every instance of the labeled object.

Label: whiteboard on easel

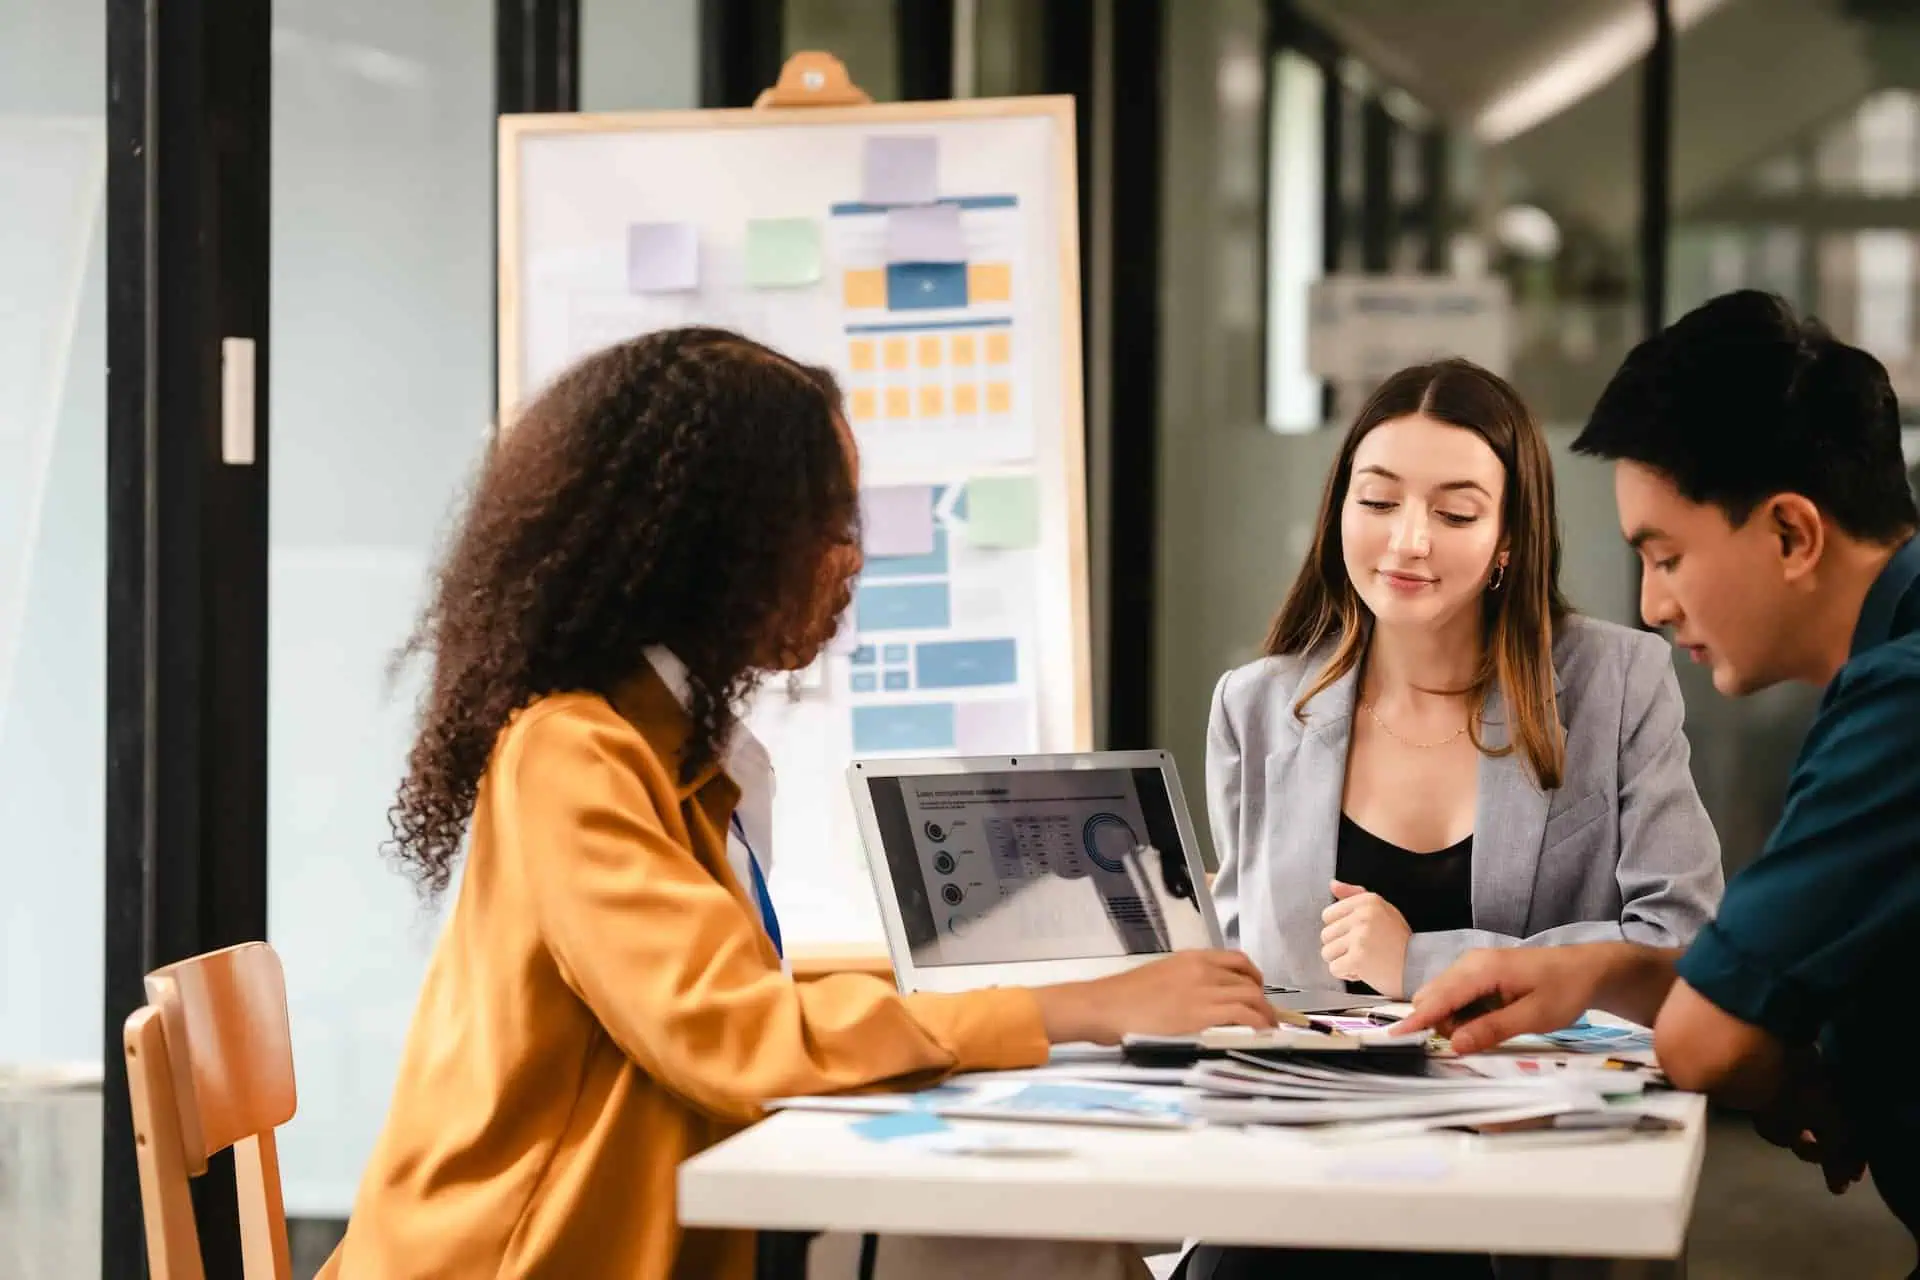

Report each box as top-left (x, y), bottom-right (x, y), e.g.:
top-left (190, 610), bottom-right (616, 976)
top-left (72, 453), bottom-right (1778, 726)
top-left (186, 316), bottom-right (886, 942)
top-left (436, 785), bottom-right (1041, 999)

top-left (498, 73), bottom-right (1090, 952)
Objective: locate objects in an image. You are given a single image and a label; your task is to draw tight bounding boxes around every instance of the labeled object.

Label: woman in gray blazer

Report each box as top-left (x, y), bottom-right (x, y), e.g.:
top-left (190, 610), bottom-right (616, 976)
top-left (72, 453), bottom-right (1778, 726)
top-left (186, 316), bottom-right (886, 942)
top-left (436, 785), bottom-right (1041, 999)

top-left (1206, 359), bottom-right (1724, 1002)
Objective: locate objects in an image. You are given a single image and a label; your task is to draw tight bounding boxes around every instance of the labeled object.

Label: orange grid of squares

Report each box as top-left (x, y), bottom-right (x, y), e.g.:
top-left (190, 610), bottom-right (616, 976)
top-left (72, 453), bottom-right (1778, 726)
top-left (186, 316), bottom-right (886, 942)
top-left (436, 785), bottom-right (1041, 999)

top-left (843, 327), bottom-right (1014, 427)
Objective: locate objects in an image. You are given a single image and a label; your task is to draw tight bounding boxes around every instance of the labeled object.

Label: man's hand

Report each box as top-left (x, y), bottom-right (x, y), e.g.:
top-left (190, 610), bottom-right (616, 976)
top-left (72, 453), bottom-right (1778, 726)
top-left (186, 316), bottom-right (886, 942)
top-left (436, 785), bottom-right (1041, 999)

top-left (1396, 942), bottom-right (1678, 1054)
top-left (1751, 1048), bottom-right (1866, 1195)
top-left (1395, 946), bottom-right (1605, 1052)
top-left (1321, 880), bottom-right (1412, 998)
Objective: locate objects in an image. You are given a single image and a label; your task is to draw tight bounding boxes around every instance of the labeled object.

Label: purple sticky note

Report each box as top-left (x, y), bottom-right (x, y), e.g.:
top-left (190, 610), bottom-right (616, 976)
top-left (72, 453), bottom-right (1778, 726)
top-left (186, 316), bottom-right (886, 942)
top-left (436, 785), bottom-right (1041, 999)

top-left (886, 204), bottom-right (966, 264)
top-left (627, 222), bottom-right (698, 292)
top-left (863, 135), bottom-right (939, 205)
top-left (862, 485), bottom-right (937, 557)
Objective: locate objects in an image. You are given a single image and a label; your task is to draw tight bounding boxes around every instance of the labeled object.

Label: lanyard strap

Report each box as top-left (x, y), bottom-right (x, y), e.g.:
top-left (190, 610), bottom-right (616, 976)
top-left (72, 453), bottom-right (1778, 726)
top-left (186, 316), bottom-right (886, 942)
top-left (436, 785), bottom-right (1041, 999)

top-left (731, 813), bottom-right (784, 960)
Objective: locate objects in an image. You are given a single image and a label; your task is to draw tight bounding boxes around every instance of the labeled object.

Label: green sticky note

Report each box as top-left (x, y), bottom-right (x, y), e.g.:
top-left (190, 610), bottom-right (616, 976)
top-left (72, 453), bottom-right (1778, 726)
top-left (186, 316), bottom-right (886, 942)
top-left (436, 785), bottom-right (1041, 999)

top-left (965, 475), bottom-right (1040, 549)
top-left (745, 217), bottom-right (822, 287)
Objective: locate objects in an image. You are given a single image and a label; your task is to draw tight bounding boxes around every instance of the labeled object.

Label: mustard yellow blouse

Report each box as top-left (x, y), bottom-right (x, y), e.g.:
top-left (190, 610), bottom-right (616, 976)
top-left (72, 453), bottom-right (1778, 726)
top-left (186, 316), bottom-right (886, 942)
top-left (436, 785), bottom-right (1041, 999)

top-left (319, 668), bottom-right (1049, 1278)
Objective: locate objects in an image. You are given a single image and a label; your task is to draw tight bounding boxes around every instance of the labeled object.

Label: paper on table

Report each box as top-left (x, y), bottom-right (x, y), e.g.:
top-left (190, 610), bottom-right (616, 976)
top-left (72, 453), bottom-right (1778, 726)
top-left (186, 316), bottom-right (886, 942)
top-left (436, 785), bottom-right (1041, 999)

top-left (771, 1077), bottom-right (1194, 1129)
top-left (886, 203), bottom-right (966, 264)
top-left (1363, 1002), bottom-right (1416, 1020)
top-left (1188, 1049), bottom-right (1612, 1128)
top-left (962, 475), bottom-right (1040, 549)
top-left (1446, 1056), bottom-right (1650, 1094)
top-left (862, 484), bottom-right (937, 557)
top-left (1191, 1089), bottom-right (1608, 1126)
top-left (853, 1111), bottom-right (950, 1142)
top-left (863, 135), bottom-right (939, 205)
top-left (995, 1083), bottom-right (1180, 1117)
top-left (964, 1063), bottom-right (1193, 1087)
top-left (1541, 1021), bottom-right (1655, 1053)
top-left (745, 217), bottom-right (823, 288)
top-left (626, 221), bottom-right (698, 292)
top-left (1293, 1102), bottom-right (1590, 1146)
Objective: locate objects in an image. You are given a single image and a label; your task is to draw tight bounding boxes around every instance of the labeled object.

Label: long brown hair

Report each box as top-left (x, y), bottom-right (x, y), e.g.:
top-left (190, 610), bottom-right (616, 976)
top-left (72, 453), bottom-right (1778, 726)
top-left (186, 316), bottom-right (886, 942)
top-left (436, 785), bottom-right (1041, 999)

top-left (1264, 359), bottom-right (1571, 788)
top-left (387, 328), bottom-right (859, 895)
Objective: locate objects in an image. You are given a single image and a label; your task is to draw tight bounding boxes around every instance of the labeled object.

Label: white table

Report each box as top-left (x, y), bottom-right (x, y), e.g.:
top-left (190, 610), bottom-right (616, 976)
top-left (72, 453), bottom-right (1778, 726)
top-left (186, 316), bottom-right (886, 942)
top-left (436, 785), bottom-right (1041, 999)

top-left (679, 1090), bottom-right (1707, 1260)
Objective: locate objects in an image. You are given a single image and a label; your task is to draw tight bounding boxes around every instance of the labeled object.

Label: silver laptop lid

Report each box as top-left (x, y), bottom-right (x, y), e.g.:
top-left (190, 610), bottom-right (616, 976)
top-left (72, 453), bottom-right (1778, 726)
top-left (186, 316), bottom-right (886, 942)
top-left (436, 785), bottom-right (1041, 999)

top-left (847, 751), bottom-right (1226, 993)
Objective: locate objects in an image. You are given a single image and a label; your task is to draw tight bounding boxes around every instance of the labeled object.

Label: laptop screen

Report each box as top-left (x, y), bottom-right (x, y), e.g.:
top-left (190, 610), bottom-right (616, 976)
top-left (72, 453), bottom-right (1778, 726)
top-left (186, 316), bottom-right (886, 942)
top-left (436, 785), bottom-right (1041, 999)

top-left (860, 764), bottom-right (1213, 969)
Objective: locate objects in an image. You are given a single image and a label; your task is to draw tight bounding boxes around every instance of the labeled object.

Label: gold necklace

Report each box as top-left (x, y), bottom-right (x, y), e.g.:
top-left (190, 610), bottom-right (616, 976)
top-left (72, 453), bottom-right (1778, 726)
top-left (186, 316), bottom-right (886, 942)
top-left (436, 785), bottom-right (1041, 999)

top-left (1361, 698), bottom-right (1469, 749)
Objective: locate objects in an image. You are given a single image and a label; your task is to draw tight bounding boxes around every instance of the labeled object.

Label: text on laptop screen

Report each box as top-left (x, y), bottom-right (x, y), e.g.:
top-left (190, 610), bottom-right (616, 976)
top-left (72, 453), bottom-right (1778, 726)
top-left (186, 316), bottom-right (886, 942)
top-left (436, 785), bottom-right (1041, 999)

top-left (862, 766), bottom-right (1211, 968)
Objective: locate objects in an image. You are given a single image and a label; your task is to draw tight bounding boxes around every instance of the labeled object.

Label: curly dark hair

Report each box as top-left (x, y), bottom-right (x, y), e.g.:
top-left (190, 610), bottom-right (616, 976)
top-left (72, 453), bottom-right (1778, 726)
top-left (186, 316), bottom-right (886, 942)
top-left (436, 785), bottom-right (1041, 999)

top-left (388, 327), bottom-right (859, 894)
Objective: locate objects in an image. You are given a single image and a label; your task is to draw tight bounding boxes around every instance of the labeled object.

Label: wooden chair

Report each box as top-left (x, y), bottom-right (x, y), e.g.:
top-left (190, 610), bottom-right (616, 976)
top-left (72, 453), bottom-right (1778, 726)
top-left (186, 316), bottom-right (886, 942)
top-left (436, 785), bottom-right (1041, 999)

top-left (123, 941), bottom-right (298, 1280)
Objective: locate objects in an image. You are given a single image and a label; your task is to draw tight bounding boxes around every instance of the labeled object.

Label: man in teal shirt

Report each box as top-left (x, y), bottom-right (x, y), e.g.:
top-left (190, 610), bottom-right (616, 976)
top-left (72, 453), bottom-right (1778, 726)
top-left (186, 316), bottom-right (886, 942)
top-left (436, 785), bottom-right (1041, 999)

top-left (1402, 290), bottom-right (1920, 1263)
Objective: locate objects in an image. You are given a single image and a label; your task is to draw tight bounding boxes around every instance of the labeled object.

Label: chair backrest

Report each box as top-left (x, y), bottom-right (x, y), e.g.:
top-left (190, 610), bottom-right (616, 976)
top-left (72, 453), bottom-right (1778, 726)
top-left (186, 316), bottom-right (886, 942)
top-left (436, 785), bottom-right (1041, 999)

top-left (123, 941), bottom-right (298, 1280)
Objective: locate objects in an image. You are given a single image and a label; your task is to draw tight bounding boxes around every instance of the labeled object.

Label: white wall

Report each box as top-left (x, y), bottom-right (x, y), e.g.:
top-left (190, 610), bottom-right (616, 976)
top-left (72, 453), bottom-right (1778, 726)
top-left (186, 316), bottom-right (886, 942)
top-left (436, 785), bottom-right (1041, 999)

top-left (0, 0), bottom-right (107, 1070)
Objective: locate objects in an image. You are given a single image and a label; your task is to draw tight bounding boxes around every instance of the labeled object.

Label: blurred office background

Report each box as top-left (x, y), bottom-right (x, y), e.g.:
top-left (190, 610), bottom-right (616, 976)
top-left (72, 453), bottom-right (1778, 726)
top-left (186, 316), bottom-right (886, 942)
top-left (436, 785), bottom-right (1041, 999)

top-left (4, 1), bottom-right (1919, 1276)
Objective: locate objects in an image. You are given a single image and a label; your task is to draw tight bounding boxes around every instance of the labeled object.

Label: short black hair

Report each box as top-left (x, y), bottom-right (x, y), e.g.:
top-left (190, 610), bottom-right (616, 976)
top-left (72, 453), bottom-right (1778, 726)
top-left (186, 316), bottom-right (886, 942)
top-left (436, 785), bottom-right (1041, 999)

top-left (1574, 289), bottom-right (1917, 542)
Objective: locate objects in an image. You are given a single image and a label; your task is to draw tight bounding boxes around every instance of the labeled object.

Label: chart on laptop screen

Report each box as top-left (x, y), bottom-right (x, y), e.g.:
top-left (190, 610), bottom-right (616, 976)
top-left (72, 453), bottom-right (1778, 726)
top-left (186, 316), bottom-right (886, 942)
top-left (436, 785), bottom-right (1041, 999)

top-left (872, 768), bottom-right (1211, 967)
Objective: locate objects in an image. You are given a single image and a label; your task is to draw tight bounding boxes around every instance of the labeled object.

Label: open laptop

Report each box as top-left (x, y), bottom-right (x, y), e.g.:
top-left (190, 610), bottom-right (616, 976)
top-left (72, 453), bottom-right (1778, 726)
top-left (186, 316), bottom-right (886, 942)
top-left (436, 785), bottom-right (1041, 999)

top-left (846, 750), bottom-right (1385, 1014)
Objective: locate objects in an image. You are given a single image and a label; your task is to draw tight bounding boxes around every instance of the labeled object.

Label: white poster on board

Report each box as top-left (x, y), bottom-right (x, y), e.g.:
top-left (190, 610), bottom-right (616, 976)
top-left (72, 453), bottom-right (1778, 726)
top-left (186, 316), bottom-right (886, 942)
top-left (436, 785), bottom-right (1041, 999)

top-left (506, 104), bottom-right (1087, 955)
top-left (1307, 274), bottom-right (1511, 385)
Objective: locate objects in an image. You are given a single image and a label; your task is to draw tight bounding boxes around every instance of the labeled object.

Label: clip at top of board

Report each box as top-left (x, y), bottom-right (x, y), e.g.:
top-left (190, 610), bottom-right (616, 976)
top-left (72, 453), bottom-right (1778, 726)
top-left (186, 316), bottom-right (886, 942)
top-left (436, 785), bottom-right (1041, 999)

top-left (755, 51), bottom-right (873, 109)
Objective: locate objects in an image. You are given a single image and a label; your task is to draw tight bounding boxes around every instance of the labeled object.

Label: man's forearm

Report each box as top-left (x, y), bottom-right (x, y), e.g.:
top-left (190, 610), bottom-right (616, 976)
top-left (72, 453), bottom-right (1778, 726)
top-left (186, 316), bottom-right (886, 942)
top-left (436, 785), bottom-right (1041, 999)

top-left (1706, 1037), bottom-right (1794, 1112)
top-left (1593, 943), bottom-right (1683, 1027)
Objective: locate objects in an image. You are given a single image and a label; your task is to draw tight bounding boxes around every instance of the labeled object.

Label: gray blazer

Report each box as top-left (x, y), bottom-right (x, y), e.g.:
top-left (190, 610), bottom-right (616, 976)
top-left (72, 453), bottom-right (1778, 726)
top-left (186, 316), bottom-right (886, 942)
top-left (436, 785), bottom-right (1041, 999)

top-left (1206, 615), bottom-right (1724, 992)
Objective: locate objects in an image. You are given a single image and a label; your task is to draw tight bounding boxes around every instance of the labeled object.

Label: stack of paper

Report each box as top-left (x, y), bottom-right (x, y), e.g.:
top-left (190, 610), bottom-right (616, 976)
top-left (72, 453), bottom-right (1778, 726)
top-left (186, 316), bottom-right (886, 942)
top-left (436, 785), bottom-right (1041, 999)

top-left (1184, 1051), bottom-right (1641, 1128)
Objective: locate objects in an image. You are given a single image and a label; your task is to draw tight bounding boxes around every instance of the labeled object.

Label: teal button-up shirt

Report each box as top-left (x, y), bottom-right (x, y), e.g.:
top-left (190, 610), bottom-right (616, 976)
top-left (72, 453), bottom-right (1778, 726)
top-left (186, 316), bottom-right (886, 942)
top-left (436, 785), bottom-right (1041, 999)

top-left (1677, 534), bottom-right (1920, 1243)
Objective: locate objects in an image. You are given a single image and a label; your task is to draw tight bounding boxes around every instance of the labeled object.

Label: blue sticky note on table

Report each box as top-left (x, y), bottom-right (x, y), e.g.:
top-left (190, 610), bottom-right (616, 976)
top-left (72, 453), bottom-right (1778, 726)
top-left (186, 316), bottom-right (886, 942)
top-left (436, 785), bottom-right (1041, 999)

top-left (627, 221), bottom-right (698, 292)
top-left (852, 1110), bottom-right (951, 1141)
top-left (863, 135), bottom-right (939, 205)
top-left (745, 217), bottom-right (822, 287)
top-left (963, 475), bottom-right (1040, 549)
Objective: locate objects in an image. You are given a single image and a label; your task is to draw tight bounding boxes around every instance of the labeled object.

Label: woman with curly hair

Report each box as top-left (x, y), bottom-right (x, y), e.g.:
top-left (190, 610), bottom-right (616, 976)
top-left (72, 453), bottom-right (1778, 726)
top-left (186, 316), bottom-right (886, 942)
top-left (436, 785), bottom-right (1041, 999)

top-left (317, 328), bottom-right (1274, 1280)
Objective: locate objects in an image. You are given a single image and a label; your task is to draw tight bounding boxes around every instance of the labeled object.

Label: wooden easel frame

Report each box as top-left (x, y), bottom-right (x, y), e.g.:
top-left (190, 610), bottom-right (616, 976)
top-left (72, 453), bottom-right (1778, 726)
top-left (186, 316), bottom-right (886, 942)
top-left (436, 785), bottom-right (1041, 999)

top-left (496, 55), bottom-right (1090, 977)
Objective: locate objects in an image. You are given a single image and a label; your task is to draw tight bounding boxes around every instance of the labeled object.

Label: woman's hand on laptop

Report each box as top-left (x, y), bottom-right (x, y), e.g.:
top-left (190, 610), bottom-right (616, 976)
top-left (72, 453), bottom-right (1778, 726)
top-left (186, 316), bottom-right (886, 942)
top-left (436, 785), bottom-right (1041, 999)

top-left (1032, 951), bottom-right (1277, 1044)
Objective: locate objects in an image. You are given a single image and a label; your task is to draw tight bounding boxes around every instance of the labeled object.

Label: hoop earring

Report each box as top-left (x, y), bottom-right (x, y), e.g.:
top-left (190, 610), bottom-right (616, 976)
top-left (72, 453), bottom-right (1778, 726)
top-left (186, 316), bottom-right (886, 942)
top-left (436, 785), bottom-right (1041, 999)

top-left (1488, 563), bottom-right (1506, 591)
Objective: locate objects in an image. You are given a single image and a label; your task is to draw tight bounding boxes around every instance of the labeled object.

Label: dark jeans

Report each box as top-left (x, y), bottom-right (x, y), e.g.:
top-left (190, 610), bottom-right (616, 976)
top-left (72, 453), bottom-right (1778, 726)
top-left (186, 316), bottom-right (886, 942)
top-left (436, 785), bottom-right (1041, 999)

top-left (1174, 1244), bottom-right (1497, 1279)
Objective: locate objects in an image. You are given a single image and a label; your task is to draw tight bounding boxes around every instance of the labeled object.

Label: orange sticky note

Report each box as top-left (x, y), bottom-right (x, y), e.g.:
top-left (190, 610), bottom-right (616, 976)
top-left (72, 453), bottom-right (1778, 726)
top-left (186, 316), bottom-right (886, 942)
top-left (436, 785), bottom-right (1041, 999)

top-left (987, 382), bottom-right (1012, 414)
top-left (917, 336), bottom-right (944, 368)
top-left (843, 269), bottom-right (885, 309)
top-left (884, 338), bottom-right (910, 371)
top-left (986, 331), bottom-right (1012, 365)
top-left (954, 383), bottom-right (980, 415)
top-left (885, 387), bottom-right (912, 419)
top-left (951, 334), bottom-right (977, 366)
top-left (969, 262), bottom-right (1012, 303)
top-left (849, 340), bottom-right (876, 372)
top-left (920, 385), bottom-right (946, 417)
top-left (850, 388), bottom-right (878, 421)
